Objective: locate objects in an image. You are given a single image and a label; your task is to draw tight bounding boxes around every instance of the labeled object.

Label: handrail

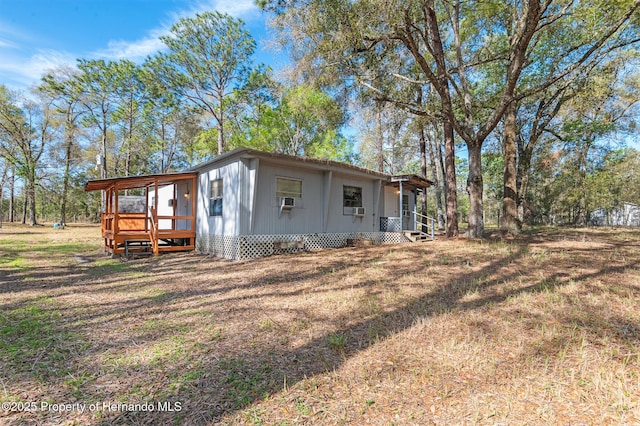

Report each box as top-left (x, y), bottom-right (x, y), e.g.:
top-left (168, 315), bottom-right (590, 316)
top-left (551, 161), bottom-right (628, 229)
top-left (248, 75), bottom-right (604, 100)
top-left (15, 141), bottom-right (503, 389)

top-left (410, 211), bottom-right (436, 240)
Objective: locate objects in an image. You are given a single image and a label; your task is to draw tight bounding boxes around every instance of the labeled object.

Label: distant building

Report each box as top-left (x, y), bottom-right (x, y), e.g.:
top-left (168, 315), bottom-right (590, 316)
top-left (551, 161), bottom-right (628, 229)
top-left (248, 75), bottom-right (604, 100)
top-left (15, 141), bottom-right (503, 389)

top-left (590, 202), bottom-right (640, 227)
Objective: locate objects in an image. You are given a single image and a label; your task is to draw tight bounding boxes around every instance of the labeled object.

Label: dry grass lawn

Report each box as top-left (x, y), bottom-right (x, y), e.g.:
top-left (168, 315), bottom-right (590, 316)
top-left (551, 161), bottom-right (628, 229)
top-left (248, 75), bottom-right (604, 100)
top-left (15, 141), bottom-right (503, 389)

top-left (1, 223), bottom-right (639, 425)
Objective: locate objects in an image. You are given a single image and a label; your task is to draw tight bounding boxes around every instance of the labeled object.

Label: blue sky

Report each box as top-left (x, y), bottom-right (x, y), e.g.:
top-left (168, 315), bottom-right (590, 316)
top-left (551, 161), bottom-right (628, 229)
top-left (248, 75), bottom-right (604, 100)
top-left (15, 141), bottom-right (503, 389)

top-left (0, 0), bottom-right (283, 90)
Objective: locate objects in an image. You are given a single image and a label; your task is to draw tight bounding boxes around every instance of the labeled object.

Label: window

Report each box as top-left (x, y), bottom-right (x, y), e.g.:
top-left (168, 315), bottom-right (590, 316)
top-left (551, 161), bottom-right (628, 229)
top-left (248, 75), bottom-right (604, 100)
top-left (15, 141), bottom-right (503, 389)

top-left (276, 177), bottom-right (302, 198)
top-left (209, 179), bottom-right (223, 216)
top-left (402, 194), bottom-right (409, 212)
top-left (343, 185), bottom-right (362, 208)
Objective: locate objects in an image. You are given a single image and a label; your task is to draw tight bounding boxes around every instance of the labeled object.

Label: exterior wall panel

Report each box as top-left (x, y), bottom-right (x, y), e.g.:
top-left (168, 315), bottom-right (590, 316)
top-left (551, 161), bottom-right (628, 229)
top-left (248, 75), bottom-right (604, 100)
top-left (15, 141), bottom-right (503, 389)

top-left (326, 174), bottom-right (377, 233)
top-left (148, 185), bottom-right (175, 230)
top-left (193, 150), bottom-right (430, 255)
top-left (196, 161), bottom-right (241, 237)
top-left (252, 162), bottom-right (325, 235)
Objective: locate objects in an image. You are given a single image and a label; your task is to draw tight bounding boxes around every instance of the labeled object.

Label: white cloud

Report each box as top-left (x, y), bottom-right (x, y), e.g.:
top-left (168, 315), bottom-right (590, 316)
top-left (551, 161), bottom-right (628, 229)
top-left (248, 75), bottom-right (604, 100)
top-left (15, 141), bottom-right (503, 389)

top-left (0, 18), bottom-right (35, 45)
top-left (0, 49), bottom-right (76, 89)
top-left (90, 0), bottom-right (261, 62)
top-left (0, 0), bottom-right (263, 90)
top-left (31, 49), bottom-right (77, 75)
top-left (182, 0), bottom-right (261, 21)
top-left (0, 18), bottom-right (72, 89)
top-left (0, 38), bottom-right (17, 49)
top-left (203, 0), bottom-right (260, 18)
top-left (91, 34), bottom-right (167, 61)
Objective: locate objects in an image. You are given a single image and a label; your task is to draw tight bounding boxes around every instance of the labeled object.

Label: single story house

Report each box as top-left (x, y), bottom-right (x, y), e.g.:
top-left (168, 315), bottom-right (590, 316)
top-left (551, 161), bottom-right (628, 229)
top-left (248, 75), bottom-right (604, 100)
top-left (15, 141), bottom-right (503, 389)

top-left (85, 148), bottom-right (434, 260)
top-left (591, 202), bottom-right (640, 227)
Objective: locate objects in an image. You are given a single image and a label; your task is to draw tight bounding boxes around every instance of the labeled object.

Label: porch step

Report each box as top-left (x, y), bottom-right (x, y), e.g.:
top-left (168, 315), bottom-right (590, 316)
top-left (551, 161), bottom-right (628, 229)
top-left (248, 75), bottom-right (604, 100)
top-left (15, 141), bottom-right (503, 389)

top-left (403, 231), bottom-right (430, 242)
top-left (123, 238), bottom-right (152, 258)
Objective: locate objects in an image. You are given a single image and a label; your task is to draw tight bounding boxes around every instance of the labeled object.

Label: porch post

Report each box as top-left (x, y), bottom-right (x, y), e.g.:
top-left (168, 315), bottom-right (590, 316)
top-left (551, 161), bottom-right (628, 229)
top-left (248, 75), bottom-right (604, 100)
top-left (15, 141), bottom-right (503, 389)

top-left (191, 175), bottom-right (196, 233)
top-left (413, 192), bottom-right (417, 232)
top-left (154, 178), bottom-right (159, 211)
top-left (153, 178), bottom-right (159, 256)
top-left (399, 180), bottom-right (403, 231)
top-left (114, 182), bottom-right (119, 235)
top-left (144, 184), bottom-right (149, 232)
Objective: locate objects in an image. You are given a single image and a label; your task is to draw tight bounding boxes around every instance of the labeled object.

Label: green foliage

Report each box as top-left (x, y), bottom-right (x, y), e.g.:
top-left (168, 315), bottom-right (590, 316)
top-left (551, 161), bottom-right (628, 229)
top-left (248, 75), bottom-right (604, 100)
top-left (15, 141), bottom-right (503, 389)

top-left (327, 332), bottom-right (347, 351)
top-left (483, 152), bottom-right (504, 225)
top-left (218, 358), bottom-right (275, 409)
top-left (0, 304), bottom-right (83, 378)
top-left (156, 11), bottom-right (257, 154)
top-left (228, 81), bottom-right (353, 161)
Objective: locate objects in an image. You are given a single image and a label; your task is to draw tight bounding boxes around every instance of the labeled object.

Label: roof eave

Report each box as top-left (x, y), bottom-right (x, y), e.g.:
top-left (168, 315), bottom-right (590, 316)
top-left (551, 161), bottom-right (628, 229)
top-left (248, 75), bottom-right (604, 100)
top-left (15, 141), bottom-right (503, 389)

top-left (84, 172), bottom-right (197, 192)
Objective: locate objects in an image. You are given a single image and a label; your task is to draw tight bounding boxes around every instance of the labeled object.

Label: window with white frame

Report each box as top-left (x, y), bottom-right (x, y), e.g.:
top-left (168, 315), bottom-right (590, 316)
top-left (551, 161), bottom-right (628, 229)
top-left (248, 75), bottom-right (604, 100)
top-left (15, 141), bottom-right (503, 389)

top-left (209, 179), bottom-right (223, 216)
top-left (276, 177), bottom-right (302, 198)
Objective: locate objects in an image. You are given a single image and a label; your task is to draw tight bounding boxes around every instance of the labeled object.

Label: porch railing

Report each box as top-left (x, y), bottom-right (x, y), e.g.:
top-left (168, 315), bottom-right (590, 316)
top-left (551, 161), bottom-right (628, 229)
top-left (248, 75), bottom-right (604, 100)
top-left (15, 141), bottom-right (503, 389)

top-left (410, 211), bottom-right (436, 240)
top-left (380, 212), bottom-right (436, 240)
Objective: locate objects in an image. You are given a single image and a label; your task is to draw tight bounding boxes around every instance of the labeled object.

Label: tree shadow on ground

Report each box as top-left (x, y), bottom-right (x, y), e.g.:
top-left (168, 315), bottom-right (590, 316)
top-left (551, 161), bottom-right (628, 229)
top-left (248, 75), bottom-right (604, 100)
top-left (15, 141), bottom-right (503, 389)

top-left (2, 230), bottom-right (639, 425)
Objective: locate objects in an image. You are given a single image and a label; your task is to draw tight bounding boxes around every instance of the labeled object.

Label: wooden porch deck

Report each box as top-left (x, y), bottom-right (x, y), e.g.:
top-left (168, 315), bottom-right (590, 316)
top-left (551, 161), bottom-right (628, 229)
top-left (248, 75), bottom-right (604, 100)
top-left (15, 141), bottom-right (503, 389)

top-left (101, 213), bottom-right (196, 256)
top-left (86, 172), bottom-right (198, 257)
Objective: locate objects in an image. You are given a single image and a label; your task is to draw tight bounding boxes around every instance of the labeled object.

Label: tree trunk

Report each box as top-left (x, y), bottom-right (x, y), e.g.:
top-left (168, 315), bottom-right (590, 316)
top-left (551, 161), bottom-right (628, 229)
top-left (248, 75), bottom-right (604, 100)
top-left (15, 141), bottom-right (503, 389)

top-left (217, 100), bottom-right (225, 156)
top-left (101, 122), bottom-right (108, 213)
top-left (101, 125), bottom-right (107, 179)
top-left (501, 100), bottom-right (521, 233)
top-left (466, 142), bottom-right (484, 238)
top-left (9, 167), bottom-right (15, 222)
top-left (125, 106), bottom-right (133, 196)
top-left (28, 178), bottom-right (37, 226)
top-left (160, 122), bottom-right (167, 173)
top-left (422, 0), bottom-right (458, 237)
top-left (576, 139), bottom-right (592, 226)
top-left (444, 120), bottom-right (459, 237)
top-left (60, 132), bottom-right (73, 226)
top-left (428, 126), bottom-right (445, 230)
top-left (419, 121), bottom-right (428, 233)
top-left (377, 104), bottom-right (384, 172)
top-left (516, 143), bottom-right (533, 224)
top-left (125, 147), bottom-right (131, 196)
top-left (21, 191), bottom-right (27, 224)
top-left (0, 173), bottom-right (4, 228)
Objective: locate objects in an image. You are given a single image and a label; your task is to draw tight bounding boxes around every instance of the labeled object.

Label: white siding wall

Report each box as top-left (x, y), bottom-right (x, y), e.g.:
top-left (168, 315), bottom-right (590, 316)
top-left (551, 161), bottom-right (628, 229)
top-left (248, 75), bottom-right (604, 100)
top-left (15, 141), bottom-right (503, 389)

top-left (403, 190), bottom-right (416, 230)
top-left (384, 186), bottom-right (399, 217)
top-left (237, 158), bottom-right (258, 235)
top-left (148, 185), bottom-right (175, 230)
top-left (250, 163), bottom-right (386, 235)
top-left (196, 156), bottom-right (396, 237)
top-left (326, 174), bottom-right (379, 233)
top-left (196, 161), bottom-right (242, 237)
top-left (175, 181), bottom-right (192, 230)
top-left (252, 163), bottom-right (325, 235)
top-left (382, 188), bottom-right (415, 215)
top-left (383, 186), bottom-right (416, 231)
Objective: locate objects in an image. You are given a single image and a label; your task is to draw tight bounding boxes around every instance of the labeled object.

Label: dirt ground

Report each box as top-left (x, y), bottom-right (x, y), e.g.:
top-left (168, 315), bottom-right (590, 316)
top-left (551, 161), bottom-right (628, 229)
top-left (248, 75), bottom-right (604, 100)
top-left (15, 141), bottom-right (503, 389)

top-left (1, 224), bottom-right (639, 425)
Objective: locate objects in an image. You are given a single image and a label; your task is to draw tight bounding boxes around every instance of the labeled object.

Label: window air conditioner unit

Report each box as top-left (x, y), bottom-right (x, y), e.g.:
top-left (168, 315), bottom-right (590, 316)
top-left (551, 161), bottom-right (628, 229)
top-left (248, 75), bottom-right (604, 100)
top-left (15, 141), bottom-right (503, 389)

top-left (281, 197), bottom-right (295, 209)
top-left (353, 207), bottom-right (365, 216)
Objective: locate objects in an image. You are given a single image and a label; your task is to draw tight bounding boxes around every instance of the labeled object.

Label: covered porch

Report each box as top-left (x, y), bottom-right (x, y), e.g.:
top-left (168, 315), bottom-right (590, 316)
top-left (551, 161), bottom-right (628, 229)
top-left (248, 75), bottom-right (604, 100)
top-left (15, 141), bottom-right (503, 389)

top-left (84, 172), bottom-right (197, 256)
top-left (382, 174), bottom-right (436, 241)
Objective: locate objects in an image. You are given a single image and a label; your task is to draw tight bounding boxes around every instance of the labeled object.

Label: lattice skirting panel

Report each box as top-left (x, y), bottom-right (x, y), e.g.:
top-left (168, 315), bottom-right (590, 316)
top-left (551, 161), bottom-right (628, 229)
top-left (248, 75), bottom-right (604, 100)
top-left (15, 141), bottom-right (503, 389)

top-left (196, 232), bottom-right (411, 260)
